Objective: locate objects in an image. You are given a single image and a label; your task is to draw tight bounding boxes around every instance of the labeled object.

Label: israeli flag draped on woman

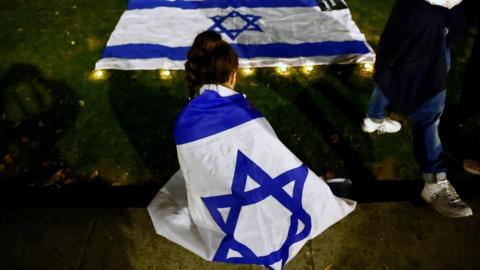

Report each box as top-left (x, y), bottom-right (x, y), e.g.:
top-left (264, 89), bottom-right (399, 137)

top-left (96, 0), bottom-right (374, 70)
top-left (148, 84), bottom-right (356, 270)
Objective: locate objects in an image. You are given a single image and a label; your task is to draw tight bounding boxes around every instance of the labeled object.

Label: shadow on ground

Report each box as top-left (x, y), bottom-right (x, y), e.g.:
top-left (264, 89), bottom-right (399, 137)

top-left (1, 65), bottom-right (479, 207)
top-left (107, 71), bottom-right (184, 186)
top-left (0, 63), bottom-right (79, 186)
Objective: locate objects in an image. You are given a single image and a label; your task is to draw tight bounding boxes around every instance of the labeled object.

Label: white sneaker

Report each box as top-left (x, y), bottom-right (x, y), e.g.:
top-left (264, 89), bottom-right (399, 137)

top-left (362, 117), bottom-right (401, 134)
top-left (421, 175), bottom-right (473, 218)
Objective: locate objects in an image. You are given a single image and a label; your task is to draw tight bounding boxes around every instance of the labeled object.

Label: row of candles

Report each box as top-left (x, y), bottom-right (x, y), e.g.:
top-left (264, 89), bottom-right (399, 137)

top-left (90, 63), bottom-right (374, 81)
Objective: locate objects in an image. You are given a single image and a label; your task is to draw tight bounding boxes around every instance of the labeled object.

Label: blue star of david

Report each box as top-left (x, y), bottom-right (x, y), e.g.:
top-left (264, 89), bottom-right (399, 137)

top-left (202, 150), bottom-right (312, 269)
top-left (208, 10), bottom-right (262, 40)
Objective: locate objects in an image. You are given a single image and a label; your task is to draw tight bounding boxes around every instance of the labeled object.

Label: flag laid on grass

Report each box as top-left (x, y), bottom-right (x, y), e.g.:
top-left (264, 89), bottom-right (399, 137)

top-left (96, 0), bottom-right (374, 70)
top-left (147, 84), bottom-right (356, 270)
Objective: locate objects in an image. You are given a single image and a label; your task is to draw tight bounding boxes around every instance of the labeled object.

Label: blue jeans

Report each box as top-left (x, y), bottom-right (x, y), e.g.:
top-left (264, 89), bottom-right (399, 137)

top-left (366, 48), bottom-right (450, 173)
top-left (367, 87), bottom-right (447, 173)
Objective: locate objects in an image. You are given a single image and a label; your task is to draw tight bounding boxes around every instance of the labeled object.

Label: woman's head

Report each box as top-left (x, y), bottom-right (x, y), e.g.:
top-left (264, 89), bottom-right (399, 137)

top-left (185, 31), bottom-right (239, 97)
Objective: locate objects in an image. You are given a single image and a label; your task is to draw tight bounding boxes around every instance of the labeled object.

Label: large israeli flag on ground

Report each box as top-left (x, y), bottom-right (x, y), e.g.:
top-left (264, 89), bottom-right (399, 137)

top-left (148, 84), bottom-right (356, 270)
top-left (96, 0), bottom-right (374, 70)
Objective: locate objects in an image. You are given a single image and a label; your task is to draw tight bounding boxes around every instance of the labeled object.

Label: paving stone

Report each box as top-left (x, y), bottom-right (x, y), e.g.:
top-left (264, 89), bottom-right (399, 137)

top-left (0, 208), bottom-right (98, 270)
top-left (79, 208), bottom-right (312, 270)
top-left (310, 201), bottom-right (480, 270)
top-left (2, 201), bottom-right (479, 270)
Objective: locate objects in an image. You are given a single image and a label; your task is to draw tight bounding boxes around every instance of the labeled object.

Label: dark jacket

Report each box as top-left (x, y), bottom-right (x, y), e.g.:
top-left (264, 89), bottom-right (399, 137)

top-left (374, 0), bottom-right (465, 114)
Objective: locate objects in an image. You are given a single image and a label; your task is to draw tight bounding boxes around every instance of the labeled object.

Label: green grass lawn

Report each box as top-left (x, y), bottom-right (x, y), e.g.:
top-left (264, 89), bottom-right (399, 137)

top-left (0, 0), bottom-right (478, 188)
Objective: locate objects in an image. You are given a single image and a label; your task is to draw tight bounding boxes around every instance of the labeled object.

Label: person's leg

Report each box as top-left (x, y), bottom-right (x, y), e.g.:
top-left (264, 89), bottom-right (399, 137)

top-left (410, 91), bottom-right (447, 173)
top-left (411, 90), bottom-right (472, 217)
top-left (413, 37), bottom-right (452, 172)
top-left (362, 85), bottom-right (402, 133)
top-left (366, 85), bottom-right (389, 121)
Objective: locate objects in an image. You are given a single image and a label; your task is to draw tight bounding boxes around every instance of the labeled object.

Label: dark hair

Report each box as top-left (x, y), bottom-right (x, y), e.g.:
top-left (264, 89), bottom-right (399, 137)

top-left (185, 31), bottom-right (239, 97)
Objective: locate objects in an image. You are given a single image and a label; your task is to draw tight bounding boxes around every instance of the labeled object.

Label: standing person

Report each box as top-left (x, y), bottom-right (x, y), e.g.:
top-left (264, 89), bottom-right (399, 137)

top-left (148, 31), bottom-right (355, 269)
top-left (361, 0), bottom-right (472, 217)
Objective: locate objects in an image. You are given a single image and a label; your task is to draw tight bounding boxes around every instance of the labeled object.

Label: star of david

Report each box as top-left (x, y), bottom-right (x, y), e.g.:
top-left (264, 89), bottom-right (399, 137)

top-left (202, 150), bottom-right (312, 269)
top-left (208, 10), bottom-right (262, 41)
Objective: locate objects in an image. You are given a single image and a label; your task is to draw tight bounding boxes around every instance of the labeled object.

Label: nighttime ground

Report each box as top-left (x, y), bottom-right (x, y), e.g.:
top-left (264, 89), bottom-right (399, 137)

top-left (1, 0), bottom-right (480, 269)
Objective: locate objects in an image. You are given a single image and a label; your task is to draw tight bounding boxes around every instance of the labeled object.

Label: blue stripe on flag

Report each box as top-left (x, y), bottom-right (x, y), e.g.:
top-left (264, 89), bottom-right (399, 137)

top-left (101, 41), bottom-right (370, 60)
top-left (128, 0), bottom-right (319, 10)
top-left (174, 90), bottom-right (262, 145)
top-left (102, 44), bottom-right (188, 61)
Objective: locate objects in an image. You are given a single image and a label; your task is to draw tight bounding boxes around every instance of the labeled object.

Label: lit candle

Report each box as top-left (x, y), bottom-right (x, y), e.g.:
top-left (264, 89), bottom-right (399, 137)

top-left (362, 63), bottom-right (374, 73)
top-left (90, 69), bottom-right (107, 81)
top-left (242, 68), bottom-right (254, 76)
top-left (302, 65), bottom-right (314, 74)
top-left (276, 65), bottom-right (289, 75)
top-left (159, 69), bottom-right (172, 79)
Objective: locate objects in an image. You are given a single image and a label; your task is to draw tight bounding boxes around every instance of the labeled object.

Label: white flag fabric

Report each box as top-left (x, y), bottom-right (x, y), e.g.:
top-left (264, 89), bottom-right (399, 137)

top-left (96, 0), bottom-right (374, 70)
top-left (424, 0), bottom-right (462, 9)
top-left (148, 84), bottom-right (356, 270)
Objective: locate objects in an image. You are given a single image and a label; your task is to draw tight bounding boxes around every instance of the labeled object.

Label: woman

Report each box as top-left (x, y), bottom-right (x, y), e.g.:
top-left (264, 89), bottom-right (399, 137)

top-left (148, 31), bottom-right (355, 270)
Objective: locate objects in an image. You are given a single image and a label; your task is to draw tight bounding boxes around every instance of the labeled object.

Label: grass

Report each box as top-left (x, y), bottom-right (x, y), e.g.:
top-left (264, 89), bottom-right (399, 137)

top-left (0, 0), bottom-right (478, 187)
